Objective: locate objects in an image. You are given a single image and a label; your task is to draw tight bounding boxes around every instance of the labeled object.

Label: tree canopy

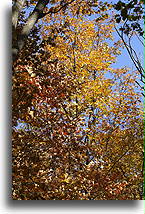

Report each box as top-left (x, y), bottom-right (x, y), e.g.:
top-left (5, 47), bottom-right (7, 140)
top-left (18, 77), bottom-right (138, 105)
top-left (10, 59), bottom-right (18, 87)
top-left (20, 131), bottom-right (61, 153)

top-left (12, 0), bottom-right (144, 200)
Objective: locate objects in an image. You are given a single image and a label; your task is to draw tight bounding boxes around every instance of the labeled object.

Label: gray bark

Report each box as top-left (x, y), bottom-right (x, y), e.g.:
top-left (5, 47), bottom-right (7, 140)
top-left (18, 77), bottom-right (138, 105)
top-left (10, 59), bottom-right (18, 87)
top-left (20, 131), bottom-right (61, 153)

top-left (12, 0), bottom-right (50, 62)
top-left (12, 0), bottom-right (26, 29)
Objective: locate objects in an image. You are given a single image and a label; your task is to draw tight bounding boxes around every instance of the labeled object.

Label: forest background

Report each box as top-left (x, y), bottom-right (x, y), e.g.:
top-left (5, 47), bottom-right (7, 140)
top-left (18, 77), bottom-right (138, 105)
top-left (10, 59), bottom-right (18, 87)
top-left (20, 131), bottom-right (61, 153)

top-left (11, 0), bottom-right (144, 201)
top-left (4, 1), bottom-right (143, 200)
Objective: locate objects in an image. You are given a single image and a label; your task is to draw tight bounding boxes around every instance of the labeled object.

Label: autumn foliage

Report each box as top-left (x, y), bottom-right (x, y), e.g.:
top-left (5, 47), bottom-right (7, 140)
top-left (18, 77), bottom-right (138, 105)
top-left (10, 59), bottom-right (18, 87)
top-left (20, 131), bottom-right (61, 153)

top-left (12, 0), bottom-right (143, 200)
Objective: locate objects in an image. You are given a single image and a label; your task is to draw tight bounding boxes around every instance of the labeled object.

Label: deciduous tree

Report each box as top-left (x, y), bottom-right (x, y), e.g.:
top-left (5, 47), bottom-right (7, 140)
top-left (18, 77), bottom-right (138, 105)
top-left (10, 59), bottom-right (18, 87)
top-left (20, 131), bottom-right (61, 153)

top-left (12, 0), bottom-right (143, 200)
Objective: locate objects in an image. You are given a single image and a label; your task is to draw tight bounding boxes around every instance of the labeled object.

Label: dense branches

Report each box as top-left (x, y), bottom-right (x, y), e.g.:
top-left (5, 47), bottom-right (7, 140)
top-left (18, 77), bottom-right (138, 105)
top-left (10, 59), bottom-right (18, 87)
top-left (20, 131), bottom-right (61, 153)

top-left (12, 0), bottom-right (143, 200)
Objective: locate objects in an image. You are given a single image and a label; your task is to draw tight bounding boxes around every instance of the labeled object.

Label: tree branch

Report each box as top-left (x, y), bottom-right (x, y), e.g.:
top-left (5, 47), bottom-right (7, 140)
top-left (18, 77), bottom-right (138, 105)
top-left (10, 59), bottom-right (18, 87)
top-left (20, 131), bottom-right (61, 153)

top-left (12, 0), bottom-right (26, 29)
top-left (44, 0), bottom-right (75, 16)
top-left (12, 0), bottom-right (50, 62)
top-left (115, 25), bottom-right (145, 84)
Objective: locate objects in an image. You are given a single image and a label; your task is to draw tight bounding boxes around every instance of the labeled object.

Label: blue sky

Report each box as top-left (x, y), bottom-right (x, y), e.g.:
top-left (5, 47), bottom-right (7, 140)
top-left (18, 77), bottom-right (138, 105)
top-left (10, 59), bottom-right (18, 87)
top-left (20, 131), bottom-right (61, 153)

top-left (113, 31), bottom-right (143, 70)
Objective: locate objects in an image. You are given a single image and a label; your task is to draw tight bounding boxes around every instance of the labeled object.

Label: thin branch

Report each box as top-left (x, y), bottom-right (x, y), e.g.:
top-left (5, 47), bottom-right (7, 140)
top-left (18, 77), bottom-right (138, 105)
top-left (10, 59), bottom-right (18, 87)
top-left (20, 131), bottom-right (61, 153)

top-left (115, 26), bottom-right (144, 81)
top-left (39, 0), bottom-right (76, 18)
top-left (135, 32), bottom-right (145, 47)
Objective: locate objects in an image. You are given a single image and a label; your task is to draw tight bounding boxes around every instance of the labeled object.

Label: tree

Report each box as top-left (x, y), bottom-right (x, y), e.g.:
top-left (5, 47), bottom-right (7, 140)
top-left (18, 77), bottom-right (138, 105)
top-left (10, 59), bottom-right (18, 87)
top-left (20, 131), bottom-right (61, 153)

top-left (12, 0), bottom-right (143, 200)
top-left (113, 0), bottom-right (144, 94)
